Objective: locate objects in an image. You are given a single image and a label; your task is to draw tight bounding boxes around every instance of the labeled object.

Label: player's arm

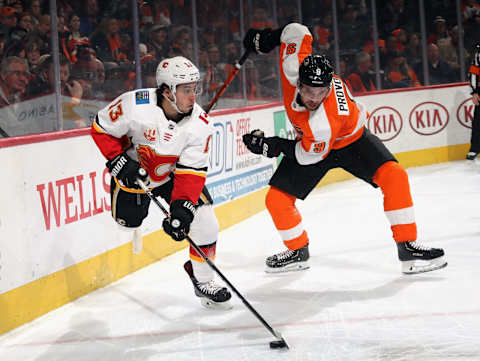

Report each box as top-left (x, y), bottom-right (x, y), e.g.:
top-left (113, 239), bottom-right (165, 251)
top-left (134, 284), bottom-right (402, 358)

top-left (162, 131), bottom-right (211, 241)
top-left (91, 94), bottom-right (147, 188)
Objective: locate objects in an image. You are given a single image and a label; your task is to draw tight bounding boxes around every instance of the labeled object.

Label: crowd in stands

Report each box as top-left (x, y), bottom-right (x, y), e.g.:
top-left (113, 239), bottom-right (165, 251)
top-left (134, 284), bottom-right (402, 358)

top-left (0, 0), bottom-right (479, 119)
top-left (308, 0), bottom-right (480, 94)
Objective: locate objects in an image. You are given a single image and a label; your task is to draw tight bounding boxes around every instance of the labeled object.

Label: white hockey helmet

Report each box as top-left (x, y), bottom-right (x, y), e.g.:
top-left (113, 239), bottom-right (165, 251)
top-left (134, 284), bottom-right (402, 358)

top-left (156, 56), bottom-right (200, 97)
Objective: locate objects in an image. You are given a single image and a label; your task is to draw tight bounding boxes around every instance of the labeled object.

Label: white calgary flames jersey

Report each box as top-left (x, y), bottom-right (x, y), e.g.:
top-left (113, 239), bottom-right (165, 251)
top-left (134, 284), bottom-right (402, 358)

top-left (92, 88), bottom-right (213, 204)
top-left (279, 23), bottom-right (368, 165)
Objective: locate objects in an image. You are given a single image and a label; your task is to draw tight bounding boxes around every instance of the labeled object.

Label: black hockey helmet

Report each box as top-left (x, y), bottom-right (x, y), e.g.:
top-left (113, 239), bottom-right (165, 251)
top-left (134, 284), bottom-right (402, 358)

top-left (299, 54), bottom-right (333, 87)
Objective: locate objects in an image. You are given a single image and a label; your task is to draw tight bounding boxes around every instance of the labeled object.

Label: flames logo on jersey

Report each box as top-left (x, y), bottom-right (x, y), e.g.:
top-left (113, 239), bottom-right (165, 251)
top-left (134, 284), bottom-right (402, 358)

top-left (136, 145), bottom-right (179, 183)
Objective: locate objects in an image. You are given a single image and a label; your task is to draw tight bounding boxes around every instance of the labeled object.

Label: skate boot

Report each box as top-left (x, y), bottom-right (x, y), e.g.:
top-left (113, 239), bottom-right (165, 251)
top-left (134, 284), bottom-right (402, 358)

top-left (184, 261), bottom-right (232, 310)
top-left (466, 152), bottom-right (478, 160)
top-left (265, 243), bottom-right (310, 273)
top-left (396, 241), bottom-right (447, 274)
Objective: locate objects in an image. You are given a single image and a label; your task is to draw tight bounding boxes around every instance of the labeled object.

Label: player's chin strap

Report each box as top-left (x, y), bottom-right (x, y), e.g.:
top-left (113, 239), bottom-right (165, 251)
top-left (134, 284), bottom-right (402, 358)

top-left (135, 171), bottom-right (289, 350)
top-left (162, 92), bottom-right (185, 114)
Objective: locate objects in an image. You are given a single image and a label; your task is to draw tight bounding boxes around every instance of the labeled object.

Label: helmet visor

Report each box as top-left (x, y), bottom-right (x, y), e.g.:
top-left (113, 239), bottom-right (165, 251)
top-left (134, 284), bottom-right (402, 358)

top-left (176, 81), bottom-right (203, 97)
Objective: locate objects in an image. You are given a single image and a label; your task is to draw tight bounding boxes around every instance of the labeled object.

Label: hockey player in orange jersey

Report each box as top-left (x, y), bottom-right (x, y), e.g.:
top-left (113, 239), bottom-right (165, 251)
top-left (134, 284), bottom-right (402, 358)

top-left (242, 23), bottom-right (447, 274)
top-left (91, 56), bottom-right (232, 309)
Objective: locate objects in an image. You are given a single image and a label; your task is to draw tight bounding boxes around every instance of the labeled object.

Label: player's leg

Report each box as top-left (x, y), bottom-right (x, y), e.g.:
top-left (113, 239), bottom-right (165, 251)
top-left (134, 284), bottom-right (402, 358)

top-left (184, 187), bottom-right (232, 309)
top-left (467, 105), bottom-right (480, 160)
top-left (341, 129), bottom-right (446, 274)
top-left (264, 157), bottom-right (331, 273)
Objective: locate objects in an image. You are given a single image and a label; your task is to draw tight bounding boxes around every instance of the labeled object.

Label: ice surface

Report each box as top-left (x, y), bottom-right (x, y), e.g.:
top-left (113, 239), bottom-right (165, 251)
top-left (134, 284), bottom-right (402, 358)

top-left (1, 160), bottom-right (479, 361)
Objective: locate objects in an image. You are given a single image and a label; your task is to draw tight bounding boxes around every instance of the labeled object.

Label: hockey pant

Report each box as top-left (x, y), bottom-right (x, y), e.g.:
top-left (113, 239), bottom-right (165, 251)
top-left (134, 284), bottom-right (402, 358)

top-left (110, 177), bottom-right (219, 282)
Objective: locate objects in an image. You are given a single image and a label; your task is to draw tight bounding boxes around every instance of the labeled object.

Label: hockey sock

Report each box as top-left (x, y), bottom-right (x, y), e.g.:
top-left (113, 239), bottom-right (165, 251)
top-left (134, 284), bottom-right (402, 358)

top-left (372, 161), bottom-right (417, 242)
top-left (265, 186), bottom-right (309, 250)
top-left (190, 241), bottom-right (216, 282)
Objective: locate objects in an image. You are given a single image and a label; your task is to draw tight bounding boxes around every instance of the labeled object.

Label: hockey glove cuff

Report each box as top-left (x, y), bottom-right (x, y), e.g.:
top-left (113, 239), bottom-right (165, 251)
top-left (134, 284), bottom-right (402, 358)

top-left (106, 152), bottom-right (147, 189)
top-left (243, 27), bottom-right (284, 54)
top-left (162, 199), bottom-right (195, 241)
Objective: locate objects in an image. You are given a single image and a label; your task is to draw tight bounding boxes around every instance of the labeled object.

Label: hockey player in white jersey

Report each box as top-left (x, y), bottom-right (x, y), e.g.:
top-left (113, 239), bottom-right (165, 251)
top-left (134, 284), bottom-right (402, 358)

top-left (91, 56), bottom-right (232, 309)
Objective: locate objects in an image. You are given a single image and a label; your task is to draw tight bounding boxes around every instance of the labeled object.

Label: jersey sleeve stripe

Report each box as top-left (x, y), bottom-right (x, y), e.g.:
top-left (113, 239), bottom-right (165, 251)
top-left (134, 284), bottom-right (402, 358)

top-left (174, 169), bottom-right (207, 178)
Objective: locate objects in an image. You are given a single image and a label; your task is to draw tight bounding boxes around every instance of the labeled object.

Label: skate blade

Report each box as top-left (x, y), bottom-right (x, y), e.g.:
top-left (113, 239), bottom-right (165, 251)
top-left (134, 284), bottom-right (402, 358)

top-left (200, 297), bottom-right (233, 310)
top-left (401, 256), bottom-right (447, 274)
top-left (265, 261), bottom-right (310, 274)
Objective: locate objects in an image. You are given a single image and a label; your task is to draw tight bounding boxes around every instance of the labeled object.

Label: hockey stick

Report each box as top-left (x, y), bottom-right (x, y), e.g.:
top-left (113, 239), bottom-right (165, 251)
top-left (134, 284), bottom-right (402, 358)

top-left (136, 176), bottom-right (289, 350)
top-left (205, 50), bottom-right (251, 113)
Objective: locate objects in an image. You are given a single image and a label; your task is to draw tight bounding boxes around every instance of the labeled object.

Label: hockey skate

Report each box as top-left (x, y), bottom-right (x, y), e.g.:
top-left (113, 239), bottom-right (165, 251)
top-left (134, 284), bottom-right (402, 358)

top-left (265, 244), bottom-right (310, 273)
top-left (397, 241), bottom-right (447, 274)
top-left (184, 261), bottom-right (232, 310)
top-left (466, 152), bottom-right (478, 160)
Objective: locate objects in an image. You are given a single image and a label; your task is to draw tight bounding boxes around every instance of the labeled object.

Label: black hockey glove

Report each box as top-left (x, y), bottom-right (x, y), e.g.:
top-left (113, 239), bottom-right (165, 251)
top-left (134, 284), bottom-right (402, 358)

top-left (106, 152), bottom-right (147, 189)
top-left (243, 27), bottom-right (284, 54)
top-left (162, 199), bottom-right (195, 241)
top-left (243, 129), bottom-right (297, 159)
top-left (242, 129), bottom-right (281, 158)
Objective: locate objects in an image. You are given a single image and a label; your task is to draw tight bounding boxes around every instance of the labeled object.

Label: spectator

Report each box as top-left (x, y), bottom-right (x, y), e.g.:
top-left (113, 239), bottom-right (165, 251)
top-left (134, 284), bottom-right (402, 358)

top-left (68, 14), bottom-right (88, 42)
top-left (25, 38), bottom-right (42, 73)
top-left (89, 17), bottom-right (123, 62)
top-left (103, 61), bottom-right (129, 100)
top-left (205, 44), bottom-right (225, 96)
top-left (169, 25), bottom-right (192, 59)
top-left (338, 5), bottom-right (367, 53)
top-left (139, 0), bottom-right (171, 27)
top-left (27, 0), bottom-right (42, 28)
top-left (17, 12), bottom-right (34, 33)
top-left (392, 28), bottom-right (407, 51)
top-left (92, 57), bottom-right (105, 100)
top-left (438, 25), bottom-right (469, 77)
top-left (461, 0), bottom-right (480, 49)
top-left (250, 7), bottom-right (274, 29)
top-left (0, 56), bottom-right (30, 107)
top-left (79, 0), bottom-right (100, 37)
top-left (0, 7), bottom-right (18, 37)
top-left (380, 0), bottom-right (411, 34)
top-left (27, 54), bottom-right (83, 100)
top-left (313, 13), bottom-right (332, 53)
top-left (147, 24), bottom-right (169, 61)
top-left (347, 51), bottom-right (376, 93)
top-left (428, 16), bottom-right (449, 44)
top-left (385, 51), bottom-right (421, 89)
top-left (71, 51), bottom-right (97, 99)
top-left (31, 14), bottom-right (51, 53)
top-left (140, 58), bottom-right (157, 88)
top-left (404, 32), bottom-right (422, 70)
top-left (416, 43), bottom-right (457, 85)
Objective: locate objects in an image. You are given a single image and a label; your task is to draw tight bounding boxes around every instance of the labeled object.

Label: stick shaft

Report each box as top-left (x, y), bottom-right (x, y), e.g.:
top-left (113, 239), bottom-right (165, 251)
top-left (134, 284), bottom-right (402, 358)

top-left (205, 50), bottom-right (251, 113)
top-left (137, 178), bottom-right (283, 341)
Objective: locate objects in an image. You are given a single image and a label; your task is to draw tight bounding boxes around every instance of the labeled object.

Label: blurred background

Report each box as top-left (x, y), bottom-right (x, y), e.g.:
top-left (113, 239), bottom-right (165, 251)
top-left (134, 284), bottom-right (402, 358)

top-left (0, 0), bottom-right (478, 136)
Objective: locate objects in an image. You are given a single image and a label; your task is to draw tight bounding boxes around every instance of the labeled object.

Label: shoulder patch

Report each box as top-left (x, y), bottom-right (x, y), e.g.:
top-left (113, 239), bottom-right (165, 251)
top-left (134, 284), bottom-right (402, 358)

top-left (135, 90), bottom-right (150, 104)
top-left (333, 77), bottom-right (349, 115)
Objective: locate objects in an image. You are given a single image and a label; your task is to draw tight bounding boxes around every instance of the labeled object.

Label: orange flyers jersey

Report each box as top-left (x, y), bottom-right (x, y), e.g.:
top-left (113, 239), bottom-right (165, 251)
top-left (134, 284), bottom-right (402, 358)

top-left (91, 88), bottom-right (214, 204)
top-left (279, 23), bottom-right (368, 165)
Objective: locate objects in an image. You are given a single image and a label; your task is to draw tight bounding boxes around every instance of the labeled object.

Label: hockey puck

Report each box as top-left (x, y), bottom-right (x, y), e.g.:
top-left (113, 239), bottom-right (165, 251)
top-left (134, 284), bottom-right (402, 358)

top-left (269, 340), bottom-right (288, 349)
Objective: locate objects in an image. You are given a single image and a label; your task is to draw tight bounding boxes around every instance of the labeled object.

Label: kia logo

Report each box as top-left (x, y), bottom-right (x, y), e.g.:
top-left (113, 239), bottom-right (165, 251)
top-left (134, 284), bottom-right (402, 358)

top-left (409, 102), bottom-right (449, 135)
top-left (367, 106), bottom-right (403, 141)
top-left (456, 97), bottom-right (475, 129)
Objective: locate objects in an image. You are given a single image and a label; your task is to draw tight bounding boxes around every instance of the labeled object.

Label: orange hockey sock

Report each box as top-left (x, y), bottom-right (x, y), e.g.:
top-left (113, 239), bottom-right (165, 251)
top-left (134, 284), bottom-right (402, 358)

top-left (265, 186), bottom-right (309, 250)
top-left (373, 161), bottom-right (417, 242)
